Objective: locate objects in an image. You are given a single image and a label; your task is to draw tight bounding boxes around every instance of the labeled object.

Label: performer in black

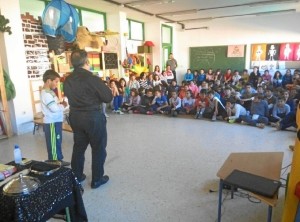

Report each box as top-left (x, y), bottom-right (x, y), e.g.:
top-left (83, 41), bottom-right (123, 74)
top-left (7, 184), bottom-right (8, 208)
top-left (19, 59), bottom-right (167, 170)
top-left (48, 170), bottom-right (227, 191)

top-left (64, 49), bottom-right (113, 189)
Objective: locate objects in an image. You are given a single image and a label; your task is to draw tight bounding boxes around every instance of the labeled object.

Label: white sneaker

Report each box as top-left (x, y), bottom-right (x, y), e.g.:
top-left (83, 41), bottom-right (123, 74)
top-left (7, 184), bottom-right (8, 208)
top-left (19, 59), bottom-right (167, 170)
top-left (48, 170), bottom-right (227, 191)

top-left (116, 110), bottom-right (124, 115)
top-left (105, 114), bottom-right (109, 118)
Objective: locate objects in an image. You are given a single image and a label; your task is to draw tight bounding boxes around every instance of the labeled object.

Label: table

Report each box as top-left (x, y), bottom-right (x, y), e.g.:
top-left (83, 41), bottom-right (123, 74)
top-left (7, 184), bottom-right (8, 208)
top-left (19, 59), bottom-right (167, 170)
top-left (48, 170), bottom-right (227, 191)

top-left (0, 161), bottom-right (87, 222)
top-left (217, 152), bottom-right (284, 222)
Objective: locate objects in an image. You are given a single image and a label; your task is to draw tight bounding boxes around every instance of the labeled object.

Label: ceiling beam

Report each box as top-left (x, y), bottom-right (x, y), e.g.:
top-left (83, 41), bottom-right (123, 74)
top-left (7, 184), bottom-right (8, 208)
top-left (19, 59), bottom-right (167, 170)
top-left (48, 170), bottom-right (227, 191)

top-left (157, 0), bottom-right (299, 16)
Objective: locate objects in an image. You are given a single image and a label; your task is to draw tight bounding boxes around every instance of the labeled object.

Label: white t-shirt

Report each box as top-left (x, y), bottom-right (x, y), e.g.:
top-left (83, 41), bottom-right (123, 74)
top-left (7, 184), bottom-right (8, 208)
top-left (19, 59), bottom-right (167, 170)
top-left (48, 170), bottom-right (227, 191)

top-left (41, 89), bottom-right (65, 123)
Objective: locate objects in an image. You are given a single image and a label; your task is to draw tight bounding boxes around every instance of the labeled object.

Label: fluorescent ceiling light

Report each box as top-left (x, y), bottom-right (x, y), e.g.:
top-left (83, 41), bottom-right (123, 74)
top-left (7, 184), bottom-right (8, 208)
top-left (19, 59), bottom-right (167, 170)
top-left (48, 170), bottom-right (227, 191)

top-left (175, 9), bottom-right (296, 23)
top-left (177, 17), bottom-right (214, 23)
top-left (248, 0), bottom-right (299, 7)
top-left (158, 9), bottom-right (197, 17)
top-left (185, 26), bottom-right (209, 31)
top-left (127, 0), bottom-right (175, 7)
top-left (255, 8), bottom-right (296, 15)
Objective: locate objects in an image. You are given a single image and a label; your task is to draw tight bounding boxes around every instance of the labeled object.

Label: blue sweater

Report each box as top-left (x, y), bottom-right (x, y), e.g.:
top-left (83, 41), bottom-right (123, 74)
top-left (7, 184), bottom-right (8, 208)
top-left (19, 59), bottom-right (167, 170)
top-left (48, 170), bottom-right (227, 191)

top-left (251, 100), bottom-right (269, 117)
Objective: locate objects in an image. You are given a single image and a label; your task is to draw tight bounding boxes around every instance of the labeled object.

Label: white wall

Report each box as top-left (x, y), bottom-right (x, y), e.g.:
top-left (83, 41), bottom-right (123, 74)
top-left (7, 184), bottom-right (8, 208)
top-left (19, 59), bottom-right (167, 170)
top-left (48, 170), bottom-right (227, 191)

top-left (175, 13), bottom-right (300, 83)
top-left (1, 0), bottom-right (34, 134)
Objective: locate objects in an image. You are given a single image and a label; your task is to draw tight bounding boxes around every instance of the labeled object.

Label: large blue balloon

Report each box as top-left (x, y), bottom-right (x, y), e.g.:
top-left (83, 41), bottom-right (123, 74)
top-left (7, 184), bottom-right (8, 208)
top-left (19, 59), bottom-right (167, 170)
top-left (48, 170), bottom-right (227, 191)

top-left (42, 0), bottom-right (71, 37)
top-left (57, 4), bottom-right (79, 42)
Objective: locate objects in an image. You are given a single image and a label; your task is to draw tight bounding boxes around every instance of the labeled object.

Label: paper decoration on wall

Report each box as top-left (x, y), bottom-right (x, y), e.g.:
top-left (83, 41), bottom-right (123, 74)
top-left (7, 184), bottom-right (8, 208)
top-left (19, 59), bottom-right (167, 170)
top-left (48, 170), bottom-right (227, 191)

top-left (293, 43), bottom-right (300, 61)
top-left (279, 43), bottom-right (295, 61)
top-left (251, 61), bottom-right (277, 75)
top-left (227, 45), bottom-right (245, 57)
top-left (251, 44), bottom-right (267, 61)
top-left (266, 44), bottom-right (280, 61)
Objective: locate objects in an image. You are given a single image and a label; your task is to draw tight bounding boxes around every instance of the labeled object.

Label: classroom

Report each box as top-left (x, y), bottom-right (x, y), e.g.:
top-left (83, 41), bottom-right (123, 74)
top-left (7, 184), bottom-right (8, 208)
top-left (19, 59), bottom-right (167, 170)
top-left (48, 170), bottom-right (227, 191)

top-left (0, 0), bottom-right (300, 221)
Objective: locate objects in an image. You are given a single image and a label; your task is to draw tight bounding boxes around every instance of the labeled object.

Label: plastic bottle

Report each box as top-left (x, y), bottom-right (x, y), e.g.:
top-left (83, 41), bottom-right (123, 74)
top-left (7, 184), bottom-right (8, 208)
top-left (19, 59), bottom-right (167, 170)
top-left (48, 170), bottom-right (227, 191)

top-left (14, 145), bottom-right (22, 164)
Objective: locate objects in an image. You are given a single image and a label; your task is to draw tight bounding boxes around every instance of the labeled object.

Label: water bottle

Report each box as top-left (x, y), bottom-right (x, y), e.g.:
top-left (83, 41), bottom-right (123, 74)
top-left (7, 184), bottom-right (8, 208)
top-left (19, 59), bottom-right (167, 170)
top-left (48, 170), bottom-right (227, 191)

top-left (14, 145), bottom-right (22, 164)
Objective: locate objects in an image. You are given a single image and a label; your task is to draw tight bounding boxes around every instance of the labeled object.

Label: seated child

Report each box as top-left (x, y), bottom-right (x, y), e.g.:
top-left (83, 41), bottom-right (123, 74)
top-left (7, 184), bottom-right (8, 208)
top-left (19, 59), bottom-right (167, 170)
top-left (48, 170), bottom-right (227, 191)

top-left (203, 90), bottom-right (227, 121)
top-left (240, 94), bottom-right (269, 128)
top-left (167, 79), bottom-right (180, 100)
top-left (188, 80), bottom-right (198, 98)
top-left (269, 96), bottom-right (291, 124)
top-left (138, 88), bottom-right (154, 115)
top-left (151, 89), bottom-right (170, 114)
top-left (194, 88), bottom-right (209, 119)
top-left (178, 84), bottom-right (189, 100)
top-left (264, 87), bottom-right (277, 115)
top-left (181, 90), bottom-right (196, 115)
top-left (224, 98), bottom-right (247, 123)
top-left (168, 90), bottom-right (182, 117)
top-left (122, 88), bottom-right (141, 113)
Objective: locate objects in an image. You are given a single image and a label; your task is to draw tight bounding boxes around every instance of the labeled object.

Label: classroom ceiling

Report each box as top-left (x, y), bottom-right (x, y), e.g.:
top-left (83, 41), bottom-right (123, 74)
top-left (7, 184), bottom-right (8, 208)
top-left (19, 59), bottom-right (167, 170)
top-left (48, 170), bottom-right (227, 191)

top-left (102, 0), bottom-right (300, 30)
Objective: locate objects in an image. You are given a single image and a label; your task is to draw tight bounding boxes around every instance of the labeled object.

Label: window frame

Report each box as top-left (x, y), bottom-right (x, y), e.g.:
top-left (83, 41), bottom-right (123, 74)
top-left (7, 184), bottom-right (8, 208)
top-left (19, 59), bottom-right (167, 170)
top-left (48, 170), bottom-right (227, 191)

top-left (22, 0), bottom-right (107, 31)
top-left (127, 18), bottom-right (145, 41)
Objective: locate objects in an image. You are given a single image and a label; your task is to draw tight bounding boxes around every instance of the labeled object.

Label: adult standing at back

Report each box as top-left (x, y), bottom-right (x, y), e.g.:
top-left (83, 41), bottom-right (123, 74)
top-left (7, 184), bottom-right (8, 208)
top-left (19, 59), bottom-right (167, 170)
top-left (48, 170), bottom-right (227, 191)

top-left (64, 49), bottom-right (113, 189)
top-left (166, 53), bottom-right (178, 81)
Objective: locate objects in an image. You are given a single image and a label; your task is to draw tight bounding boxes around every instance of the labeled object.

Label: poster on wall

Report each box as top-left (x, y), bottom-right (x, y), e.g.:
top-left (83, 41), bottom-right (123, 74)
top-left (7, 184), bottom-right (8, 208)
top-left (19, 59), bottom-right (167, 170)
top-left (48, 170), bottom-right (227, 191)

top-left (250, 42), bottom-right (300, 69)
top-left (266, 44), bottom-right (280, 61)
top-left (279, 43), bottom-right (295, 61)
top-left (227, 45), bottom-right (245, 57)
top-left (293, 43), bottom-right (300, 61)
top-left (251, 44), bottom-right (267, 61)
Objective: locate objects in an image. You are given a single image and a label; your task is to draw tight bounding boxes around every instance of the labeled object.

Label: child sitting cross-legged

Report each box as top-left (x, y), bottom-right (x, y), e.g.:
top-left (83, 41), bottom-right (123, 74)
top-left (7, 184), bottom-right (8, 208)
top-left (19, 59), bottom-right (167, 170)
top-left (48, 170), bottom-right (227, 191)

top-left (181, 90), bottom-right (196, 115)
top-left (137, 88), bottom-right (155, 115)
top-left (151, 88), bottom-right (170, 114)
top-left (122, 88), bottom-right (141, 113)
top-left (269, 96), bottom-right (291, 126)
top-left (168, 90), bottom-right (182, 117)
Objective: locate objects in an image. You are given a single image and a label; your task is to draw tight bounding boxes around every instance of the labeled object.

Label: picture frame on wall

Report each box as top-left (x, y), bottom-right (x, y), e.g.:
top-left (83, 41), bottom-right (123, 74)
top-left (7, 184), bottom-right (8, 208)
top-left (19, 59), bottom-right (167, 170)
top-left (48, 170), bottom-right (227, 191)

top-left (250, 43), bottom-right (300, 69)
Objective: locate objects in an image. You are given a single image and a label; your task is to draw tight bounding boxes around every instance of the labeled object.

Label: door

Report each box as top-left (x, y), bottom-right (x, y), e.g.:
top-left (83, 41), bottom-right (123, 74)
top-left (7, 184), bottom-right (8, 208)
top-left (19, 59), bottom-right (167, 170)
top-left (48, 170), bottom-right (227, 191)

top-left (162, 44), bottom-right (172, 70)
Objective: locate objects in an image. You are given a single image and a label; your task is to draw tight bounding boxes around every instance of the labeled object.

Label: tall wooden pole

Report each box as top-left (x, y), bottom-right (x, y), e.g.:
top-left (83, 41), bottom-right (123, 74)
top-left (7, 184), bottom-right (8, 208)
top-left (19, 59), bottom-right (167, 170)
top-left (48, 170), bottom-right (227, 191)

top-left (0, 54), bottom-right (12, 137)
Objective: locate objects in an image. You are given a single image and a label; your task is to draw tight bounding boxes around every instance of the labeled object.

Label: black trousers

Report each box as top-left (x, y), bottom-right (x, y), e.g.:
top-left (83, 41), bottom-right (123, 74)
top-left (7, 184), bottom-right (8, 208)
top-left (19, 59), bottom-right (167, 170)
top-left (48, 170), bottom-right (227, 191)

top-left (69, 110), bottom-right (107, 183)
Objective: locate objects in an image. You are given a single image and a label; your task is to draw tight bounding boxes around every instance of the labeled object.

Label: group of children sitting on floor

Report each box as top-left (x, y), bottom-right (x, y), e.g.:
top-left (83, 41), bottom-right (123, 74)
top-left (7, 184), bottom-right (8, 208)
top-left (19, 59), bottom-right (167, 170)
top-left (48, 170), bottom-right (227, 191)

top-left (103, 66), bottom-right (300, 130)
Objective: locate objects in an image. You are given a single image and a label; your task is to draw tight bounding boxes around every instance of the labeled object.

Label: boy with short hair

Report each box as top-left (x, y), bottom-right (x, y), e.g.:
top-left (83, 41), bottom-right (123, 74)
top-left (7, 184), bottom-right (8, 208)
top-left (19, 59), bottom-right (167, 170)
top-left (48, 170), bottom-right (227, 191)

top-left (194, 88), bottom-right (209, 119)
top-left (240, 93), bottom-right (269, 128)
top-left (168, 90), bottom-right (181, 117)
top-left (138, 88), bottom-right (154, 115)
top-left (181, 90), bottom-right (196, 115)
top-left (41, 70), bottom-right (70, 166)
top-left (224, 98), bottom-right (247, 123)
top-left (151, 89), bottom-right (169, 114)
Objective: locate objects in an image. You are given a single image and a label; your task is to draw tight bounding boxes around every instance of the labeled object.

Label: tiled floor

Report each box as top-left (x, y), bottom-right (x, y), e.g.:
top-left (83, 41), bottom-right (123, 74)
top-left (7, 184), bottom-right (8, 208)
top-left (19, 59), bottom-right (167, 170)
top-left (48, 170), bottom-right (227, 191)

top-left (0, 114), bottom-right (295, 222)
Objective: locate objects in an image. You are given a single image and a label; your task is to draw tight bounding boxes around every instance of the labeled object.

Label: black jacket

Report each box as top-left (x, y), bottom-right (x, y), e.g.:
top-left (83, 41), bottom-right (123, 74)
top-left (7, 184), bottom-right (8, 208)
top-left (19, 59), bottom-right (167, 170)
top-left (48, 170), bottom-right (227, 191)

top-left (64, 68), bottom-right (113, 111)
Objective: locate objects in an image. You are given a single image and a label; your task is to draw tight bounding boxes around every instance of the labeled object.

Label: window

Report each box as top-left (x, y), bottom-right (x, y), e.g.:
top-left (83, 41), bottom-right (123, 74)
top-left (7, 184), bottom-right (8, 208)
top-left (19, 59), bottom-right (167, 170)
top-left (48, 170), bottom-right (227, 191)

top-left (161, 24), bottom-right (173, 69)
top-left (128, 19), bottom-right (144, 41)
top-left (20, 0), bottom-right (46, 18)
top-left (81, 10), bottom-right (106, 32)
top-left (20, 0), bottom-right (107, 32)
top-left (162, 24), bottom-right (172, 44)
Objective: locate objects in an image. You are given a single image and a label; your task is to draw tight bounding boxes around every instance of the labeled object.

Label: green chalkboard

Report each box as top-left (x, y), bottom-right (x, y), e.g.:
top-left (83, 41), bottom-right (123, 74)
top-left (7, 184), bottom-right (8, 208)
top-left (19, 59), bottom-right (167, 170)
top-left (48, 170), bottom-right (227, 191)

top-left (190, 46), bottom-right (246, 72)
